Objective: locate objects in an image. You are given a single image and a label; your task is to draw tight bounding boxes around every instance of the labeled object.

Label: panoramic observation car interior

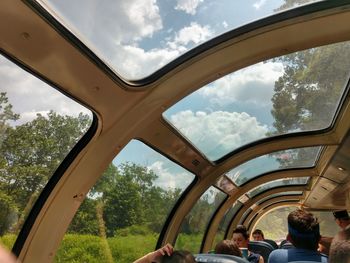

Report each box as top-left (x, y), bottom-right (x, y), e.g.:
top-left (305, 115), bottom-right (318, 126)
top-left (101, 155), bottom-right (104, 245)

top-left (1, 0), bottom-right (350, 262)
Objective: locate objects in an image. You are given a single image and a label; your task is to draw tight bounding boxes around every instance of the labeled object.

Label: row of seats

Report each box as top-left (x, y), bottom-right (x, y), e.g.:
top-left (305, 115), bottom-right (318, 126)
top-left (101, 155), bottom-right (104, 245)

top-left (195, 240), bottom-right (295, 263)
top-left (248, 240), bottom-right (294, 262)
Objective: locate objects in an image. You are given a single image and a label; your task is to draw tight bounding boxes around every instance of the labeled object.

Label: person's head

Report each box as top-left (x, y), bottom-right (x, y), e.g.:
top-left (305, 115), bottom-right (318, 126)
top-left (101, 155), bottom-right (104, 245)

top-left (252, 229), bottom-right (264, 241)
top-left (287, 209), bottom-right (321, 251)
top-left (215, 240), bottom-right (242, 257)
top-left (333, 210), bottom-right (350, 229)
top-left (329, 228), bottom-right (350, 263)
top-left (232, 225), bottom-right (249, 248)
top-left (161, 250), bottom-right (195, 263)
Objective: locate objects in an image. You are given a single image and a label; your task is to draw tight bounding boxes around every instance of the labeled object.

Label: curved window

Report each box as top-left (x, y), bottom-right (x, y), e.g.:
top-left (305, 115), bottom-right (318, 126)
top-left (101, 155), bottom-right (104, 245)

top-left (247, 177), bottom-right (309, 198)
top-left (0, 55), bottom-right (92, 248)
top-left (227, 147), bottom-right (320, 186)
top-left (212, 201), bottom-right (242, 250)
top-left (175, 187), bottom-right (226, 253)
top-left (256, 191), bottom-right (303, 205)
top-left (164, 41), bottom-right (350, 161)
top-left (38, 0), bottom-right (321, 80)
top-left (56, 140), bottom-right (195, 262)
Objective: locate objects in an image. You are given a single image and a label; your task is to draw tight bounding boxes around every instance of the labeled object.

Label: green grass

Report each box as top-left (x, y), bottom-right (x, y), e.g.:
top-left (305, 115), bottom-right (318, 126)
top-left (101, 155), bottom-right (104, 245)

top-left (54, 234), bottom-right (157, 263)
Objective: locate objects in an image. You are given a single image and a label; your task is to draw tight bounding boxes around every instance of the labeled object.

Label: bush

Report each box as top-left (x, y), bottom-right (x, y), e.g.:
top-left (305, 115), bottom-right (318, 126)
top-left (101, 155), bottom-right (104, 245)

top-left (114, 225), bottom-right (153, 237)
top-left (0, 234), bottom-right (16, 249)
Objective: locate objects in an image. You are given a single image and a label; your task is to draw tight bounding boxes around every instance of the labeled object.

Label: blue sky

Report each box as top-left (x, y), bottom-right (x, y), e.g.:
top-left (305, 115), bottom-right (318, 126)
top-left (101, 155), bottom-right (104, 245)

top-left (1, 0), bottom-right (324, 191)
top-left (40, 0), bottom-right (318, 79)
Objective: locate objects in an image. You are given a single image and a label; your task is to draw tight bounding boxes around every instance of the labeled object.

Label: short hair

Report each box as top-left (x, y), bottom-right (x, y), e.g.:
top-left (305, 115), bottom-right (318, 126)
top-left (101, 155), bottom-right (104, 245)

top-left (232, 225), bottom-right (249, 240)
top-left (161, 250), bottom-right (196, 263)
top-left (287, 209), bottom-right (320, 250)
top-left (252, 229), bottom-right (264, 239)
top-left (329, 229), bottom-right (350, 263)
top-left (333, 210), bottom-right (350, 220)
top-left (215, 240), bottom-right (242, 257)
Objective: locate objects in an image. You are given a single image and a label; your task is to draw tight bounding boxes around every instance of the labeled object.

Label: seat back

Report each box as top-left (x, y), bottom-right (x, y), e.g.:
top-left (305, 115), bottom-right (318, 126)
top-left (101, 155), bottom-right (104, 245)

top-left (280, 241), bottom-right (294, 249)
top-left (248, 241), bottom-right (274, 262)
top-left (194, 254), bottom-right (249, 263)
top-left (264, 239), bottom-right (278, 249)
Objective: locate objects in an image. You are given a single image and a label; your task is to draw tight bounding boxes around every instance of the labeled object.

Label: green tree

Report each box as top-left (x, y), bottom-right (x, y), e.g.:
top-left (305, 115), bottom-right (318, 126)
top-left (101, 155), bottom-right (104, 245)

top-left (0, 110), bottom-right (91, 234)
top-left (275, 0), bottom-right (316, 12)
top-left (271, 42), bottom-right (350, 133)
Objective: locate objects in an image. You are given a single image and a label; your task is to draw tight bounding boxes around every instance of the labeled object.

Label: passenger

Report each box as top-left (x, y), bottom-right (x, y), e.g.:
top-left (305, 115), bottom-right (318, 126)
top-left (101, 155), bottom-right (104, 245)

top-left (133, 243), bottom-right (195, 263)
top-left (252, 229), bottom-right (265, 241)
top-left (0, 245), bottom-right (17, 263)
top-left (333, 210), bottom-right (350, 230)
top-left (232, 225), bottom-right (264, 263)
top-left (215, 239), bottom-right (242, 257)
top-left (329, 227), bottom-right (350, 263)
top-left (268, 209), bottom-right (328, 263)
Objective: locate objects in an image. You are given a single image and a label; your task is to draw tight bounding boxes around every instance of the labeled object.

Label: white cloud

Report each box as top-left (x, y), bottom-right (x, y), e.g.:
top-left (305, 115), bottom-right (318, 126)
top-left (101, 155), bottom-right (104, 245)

top-left (169, 110), bottom-right (268, 160)
top-left (199, 61), bottom-right (284, 106)
top-left (0, 57), bottom-right (91, 125)
top-left (253, 0), bottom-right (267, 10)
top-left (222, 21), bottom-right (228, 29)
top-left (113, 22), bottom-right (213, 78)
top-left (147, 161), bottom-right (192, 189)
top-left (168, 22), bottom-right (213, 49)
top-left (175, 0), bottom-right (204, 15)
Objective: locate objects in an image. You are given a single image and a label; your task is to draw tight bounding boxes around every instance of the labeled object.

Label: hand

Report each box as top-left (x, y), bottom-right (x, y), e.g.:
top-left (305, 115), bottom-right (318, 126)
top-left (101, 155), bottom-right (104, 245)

top-left (148, 243), bottom-right (173, 263)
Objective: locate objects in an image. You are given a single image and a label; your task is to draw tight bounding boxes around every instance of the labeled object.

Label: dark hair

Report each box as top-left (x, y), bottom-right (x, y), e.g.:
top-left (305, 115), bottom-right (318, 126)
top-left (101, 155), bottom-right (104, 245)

top-left (215, 240), bottom-right (242, 257)
top-left (232, 225), bottom-right (249, 240)
top-left (161, 250), bottom-right (196, 263)
top-left (252, 229), bottom-right (264, 239)
top-left (287, 209), bottom-right (320, 250)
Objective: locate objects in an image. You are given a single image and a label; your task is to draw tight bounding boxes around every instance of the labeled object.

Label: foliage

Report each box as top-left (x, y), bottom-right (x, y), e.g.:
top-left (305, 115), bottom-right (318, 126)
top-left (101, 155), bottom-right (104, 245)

top-left (0, 92), bottom-right (92, 235)
top-left (275, 0), bottom-right (317, 12)
top-left (271, 42), bottom-right (350, 133)
top-left (54, 234), bottom-right (156, 263)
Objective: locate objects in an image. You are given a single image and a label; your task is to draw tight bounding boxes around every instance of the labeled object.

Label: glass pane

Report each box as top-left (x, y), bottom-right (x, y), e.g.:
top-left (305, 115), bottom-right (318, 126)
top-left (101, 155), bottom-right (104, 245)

top-left (215, 175), bottom-right (235, 193)
top-left (240, 208), bottom-right (252, 224)
top-left (175, 187), bottom-right (226, 253)
top-left (56, 140), bottom-right (195, 262)
top-left (254, 206), bottom-right (296, 242)
top-left (38, 0), bottom-right (321, 80)
top-left (247, 177), bottom-right (309, 198)
top-left (227, 147), bottom-right (320, 186)
top-left (0, 55), bottom-right (92, 247)
top-left (256, 191), bottom-right (303, 205)
top-left (212, 201), bottom-right (242, 250)
top-left (164, 41), bottom-right (350, 160)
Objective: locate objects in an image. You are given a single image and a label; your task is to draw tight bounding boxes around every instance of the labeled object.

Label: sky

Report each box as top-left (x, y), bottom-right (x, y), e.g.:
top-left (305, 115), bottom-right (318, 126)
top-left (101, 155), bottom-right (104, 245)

top-left (39, 0), bottom-right (318, 80)
top-left (1, 0), bottom-right (323, 193)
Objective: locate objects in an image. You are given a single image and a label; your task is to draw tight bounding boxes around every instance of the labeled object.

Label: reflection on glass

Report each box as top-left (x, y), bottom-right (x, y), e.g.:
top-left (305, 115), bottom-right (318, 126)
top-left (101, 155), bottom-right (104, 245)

top-left (247, 177), bottom-right (309, 198)
top-left (212, 201), bottom-right (242, 250)
top-left (39, 0), bottom-right (320, 80)
top-left (0, 55), bottom-right (92, 249)
top-left (227, 146), bottom-right (320, 186)
top-left (215, 175), bottom-right (235, 193)
top-left (256, 191), bottom-right (303, 205)
top-left (175, 187), bottom-right (226, 253)
top-left (56, 140), bottom-right (195, 262)
top-left (240, 208), bottom-right (252, 225)
top-left (164, 42), bottom-right (350, 160)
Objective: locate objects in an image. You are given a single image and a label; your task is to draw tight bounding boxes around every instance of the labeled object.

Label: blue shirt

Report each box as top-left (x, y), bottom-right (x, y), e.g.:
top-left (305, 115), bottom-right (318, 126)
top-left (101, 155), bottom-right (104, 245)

top-left (268, 248), bottom-right (328, 263)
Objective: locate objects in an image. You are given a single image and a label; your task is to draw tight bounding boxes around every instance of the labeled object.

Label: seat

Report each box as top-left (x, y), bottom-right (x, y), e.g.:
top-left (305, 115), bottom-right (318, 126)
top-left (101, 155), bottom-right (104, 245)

top-left (264, 239), bottom-right (278, 249)
top-left (194, 254), bottom-right (249, 263)
top-left (248, 241), bottom-right (274, 262)
top-left (280, 241), bottom-right (294, 249)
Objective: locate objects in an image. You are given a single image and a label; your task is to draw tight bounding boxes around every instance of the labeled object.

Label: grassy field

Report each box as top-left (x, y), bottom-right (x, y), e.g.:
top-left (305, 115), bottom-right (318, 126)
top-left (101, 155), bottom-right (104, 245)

top-left (0, 233), bottom-right (202, 262)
